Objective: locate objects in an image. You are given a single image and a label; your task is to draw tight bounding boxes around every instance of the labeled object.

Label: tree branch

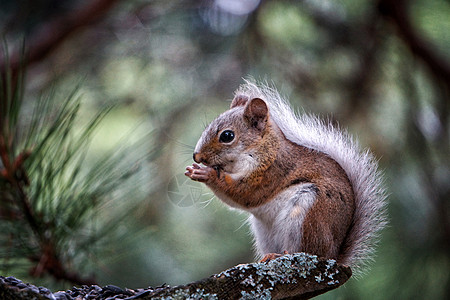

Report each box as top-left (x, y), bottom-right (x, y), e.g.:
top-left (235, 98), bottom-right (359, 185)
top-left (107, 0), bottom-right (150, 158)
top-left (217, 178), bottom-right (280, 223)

top-left (150, 253), bottom-right (351, 299)
top-left (0, 253), bottom-right (352, 299)
top-left (0, 0), bottom-right (120, 77)
top-left (377, 0), bottom-right (450, 89)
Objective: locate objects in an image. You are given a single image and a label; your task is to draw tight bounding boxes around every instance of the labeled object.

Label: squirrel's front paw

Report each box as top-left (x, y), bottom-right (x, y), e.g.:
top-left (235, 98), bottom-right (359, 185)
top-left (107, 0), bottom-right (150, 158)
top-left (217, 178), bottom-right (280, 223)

top-left (185, 163), bottom-right (215, 183)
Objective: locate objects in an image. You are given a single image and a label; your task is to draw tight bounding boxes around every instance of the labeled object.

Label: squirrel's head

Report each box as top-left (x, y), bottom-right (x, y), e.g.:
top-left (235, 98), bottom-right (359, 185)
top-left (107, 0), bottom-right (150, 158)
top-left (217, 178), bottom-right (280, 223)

top-left (193, 96), bottom-right (279, 179)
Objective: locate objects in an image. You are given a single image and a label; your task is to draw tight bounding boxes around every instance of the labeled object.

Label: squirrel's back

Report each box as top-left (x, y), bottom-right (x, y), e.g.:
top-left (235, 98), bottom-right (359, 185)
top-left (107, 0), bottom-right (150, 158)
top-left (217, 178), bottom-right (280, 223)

top-left (235, 80), bottom-right (388, 274)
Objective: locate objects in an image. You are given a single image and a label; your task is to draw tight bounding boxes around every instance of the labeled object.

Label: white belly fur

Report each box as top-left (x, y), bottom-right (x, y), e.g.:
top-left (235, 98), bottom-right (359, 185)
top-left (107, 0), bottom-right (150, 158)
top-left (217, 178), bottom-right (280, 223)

top-left (247, 183), bottom-right (317, 257)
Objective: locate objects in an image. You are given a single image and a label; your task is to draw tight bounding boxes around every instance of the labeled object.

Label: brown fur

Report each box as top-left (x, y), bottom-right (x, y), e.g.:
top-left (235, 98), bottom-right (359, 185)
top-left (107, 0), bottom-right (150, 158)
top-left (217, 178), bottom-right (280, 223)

top-left (187, 97), bottom-right (356, 262)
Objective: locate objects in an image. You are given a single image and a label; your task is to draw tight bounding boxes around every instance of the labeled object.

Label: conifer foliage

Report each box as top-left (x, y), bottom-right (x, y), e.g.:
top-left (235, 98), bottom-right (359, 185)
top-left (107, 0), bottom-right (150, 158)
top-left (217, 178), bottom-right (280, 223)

top-left (0, 45), bottom-right (149, 285)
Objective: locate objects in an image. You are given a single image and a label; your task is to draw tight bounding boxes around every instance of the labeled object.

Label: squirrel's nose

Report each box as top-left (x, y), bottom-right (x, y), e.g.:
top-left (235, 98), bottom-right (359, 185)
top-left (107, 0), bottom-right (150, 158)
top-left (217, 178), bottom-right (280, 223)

top-left (194, 152), bottom-right (209, 165)
top-left (193, 152), bottom-right (202, 163)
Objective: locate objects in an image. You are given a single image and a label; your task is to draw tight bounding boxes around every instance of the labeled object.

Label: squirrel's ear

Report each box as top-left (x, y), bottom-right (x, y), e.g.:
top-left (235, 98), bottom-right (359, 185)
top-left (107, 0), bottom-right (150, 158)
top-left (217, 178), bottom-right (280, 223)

top-left (244, 98), bottom-right (268, 131)
top-left (230, 95), bottom-right (249, 108)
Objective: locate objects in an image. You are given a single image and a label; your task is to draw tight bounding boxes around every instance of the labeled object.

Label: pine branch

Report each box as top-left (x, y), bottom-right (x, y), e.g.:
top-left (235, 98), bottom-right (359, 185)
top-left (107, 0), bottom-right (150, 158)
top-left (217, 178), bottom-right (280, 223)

top-left (1, 47), bottom-right (151, 286)
top-left (0, 65), bottom-right (99, 285)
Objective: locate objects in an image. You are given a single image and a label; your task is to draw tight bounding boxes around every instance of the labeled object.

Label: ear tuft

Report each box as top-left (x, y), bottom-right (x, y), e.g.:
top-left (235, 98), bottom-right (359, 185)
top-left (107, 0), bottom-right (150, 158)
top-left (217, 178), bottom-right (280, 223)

top-left (244, 98), bottom-right (268, 131)
top-left (231, 95), bottom-right (249, 108)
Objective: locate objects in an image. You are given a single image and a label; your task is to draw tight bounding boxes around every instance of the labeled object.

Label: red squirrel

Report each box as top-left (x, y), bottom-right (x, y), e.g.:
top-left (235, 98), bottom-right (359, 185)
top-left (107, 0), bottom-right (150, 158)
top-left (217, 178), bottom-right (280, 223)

top-left (185, 81), bottom-right (387, 274)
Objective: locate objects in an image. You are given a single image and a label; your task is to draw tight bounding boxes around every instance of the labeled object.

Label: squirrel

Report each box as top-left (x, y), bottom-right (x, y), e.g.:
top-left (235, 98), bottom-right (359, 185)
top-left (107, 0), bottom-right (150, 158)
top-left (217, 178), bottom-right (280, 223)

top-left (185, 80), bottom-right (387, 274)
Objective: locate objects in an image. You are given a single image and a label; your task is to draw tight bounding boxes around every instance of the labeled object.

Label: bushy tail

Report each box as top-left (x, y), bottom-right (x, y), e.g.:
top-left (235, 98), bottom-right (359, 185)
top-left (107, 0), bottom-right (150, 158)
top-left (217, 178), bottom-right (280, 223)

top-left (235, 79), bottom-right (388, 275)
top-left (336, 151), bottom-right (388, 275)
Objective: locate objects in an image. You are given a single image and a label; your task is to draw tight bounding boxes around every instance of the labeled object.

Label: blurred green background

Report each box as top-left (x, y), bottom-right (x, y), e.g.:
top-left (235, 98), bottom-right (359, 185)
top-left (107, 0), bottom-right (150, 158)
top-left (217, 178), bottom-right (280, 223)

top-left (1, 0), bottom-right (449, 299)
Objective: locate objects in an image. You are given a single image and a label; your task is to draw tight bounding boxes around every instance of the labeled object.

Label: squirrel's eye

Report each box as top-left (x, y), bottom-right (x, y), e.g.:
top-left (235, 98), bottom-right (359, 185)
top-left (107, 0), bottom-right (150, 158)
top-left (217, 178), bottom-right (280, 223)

top-left (219, 130), bottom-right (235, 143)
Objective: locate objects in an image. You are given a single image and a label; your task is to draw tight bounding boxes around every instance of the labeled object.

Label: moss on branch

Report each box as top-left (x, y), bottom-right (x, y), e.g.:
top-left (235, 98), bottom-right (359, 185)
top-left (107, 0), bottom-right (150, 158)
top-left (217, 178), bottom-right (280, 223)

top-left (1, 253), bottom-right (351, 300)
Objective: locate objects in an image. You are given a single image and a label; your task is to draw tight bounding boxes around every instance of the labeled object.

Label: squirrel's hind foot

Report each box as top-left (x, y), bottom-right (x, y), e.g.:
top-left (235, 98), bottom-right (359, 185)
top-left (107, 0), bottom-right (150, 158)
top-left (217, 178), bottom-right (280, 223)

top-left (260, 250), bottom-right (289, 263)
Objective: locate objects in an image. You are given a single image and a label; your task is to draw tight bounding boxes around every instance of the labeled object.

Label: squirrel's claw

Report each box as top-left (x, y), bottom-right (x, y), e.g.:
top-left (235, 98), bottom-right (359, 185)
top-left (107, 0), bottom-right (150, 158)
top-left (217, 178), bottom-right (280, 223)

top-left (259, 251), bottom-right (289, 263)
top-left (185, 164), bottom-right (214, 183)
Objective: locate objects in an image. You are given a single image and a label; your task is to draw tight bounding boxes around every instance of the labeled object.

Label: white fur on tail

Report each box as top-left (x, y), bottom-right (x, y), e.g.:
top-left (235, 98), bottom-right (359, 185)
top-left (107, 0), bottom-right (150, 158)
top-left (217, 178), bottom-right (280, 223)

top-left (235, 80), bottom-right (388, 275)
